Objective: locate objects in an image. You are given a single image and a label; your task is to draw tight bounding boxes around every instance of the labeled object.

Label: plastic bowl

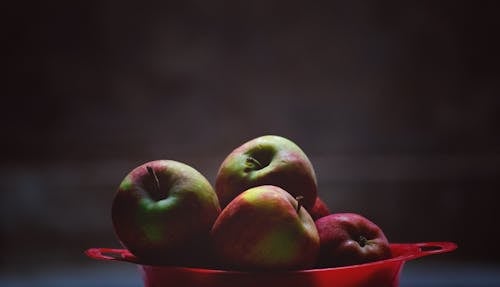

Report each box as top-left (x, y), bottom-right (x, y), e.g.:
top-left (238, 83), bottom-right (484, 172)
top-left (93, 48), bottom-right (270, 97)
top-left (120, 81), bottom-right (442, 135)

top-left (86, 242), bottom-right (456, 287)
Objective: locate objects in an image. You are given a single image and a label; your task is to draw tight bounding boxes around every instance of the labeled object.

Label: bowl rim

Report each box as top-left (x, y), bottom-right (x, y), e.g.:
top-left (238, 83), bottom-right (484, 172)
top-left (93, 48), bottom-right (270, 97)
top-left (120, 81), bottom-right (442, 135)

top-left (85, 241), bottom-right (457, 274)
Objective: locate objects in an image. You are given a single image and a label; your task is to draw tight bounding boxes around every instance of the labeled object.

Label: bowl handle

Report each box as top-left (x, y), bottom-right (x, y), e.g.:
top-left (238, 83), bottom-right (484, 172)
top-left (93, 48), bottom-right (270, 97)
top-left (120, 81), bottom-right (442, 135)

top-left (85, 248), bottom-right (139, 263)
top-left (410, 242), bottom-right (457, 259)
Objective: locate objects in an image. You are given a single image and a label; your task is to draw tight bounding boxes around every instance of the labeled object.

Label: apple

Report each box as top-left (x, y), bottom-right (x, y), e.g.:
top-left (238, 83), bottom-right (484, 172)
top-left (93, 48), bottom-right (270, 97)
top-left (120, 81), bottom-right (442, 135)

top-left (215, 135), bottom-right (318, 210)
top-left (210, 185), bottom-right (320, 271)
top-left (111, 160), bottom-right (221, 265)
top-left (314, 213), bottom-right (391, 267)
top-left (310, 197), bottom-right (331, 220)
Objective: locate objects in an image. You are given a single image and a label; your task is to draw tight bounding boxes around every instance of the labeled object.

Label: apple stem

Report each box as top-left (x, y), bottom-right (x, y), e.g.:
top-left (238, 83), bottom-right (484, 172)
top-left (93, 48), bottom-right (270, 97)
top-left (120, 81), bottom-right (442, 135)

top-left (146, 166), bottom-right (161, 195)
top-left (246, 156), bottom-right (262, 169)
top-left (358, 236), bottom-right (368, 247)
top-left (295, 195), bottom-right (304, 213)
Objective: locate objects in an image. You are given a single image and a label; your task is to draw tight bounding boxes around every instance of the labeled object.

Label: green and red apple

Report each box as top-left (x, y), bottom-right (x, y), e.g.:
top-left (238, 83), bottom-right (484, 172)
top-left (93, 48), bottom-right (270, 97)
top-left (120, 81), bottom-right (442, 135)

top-left (111, 160), bottom-right (221, 265)
top-left (215, 135), bottom-right (318, 210)
top-left (315, 213), bottom-right (391, 267)
top-left (211, 185), bottom-right (320, 271)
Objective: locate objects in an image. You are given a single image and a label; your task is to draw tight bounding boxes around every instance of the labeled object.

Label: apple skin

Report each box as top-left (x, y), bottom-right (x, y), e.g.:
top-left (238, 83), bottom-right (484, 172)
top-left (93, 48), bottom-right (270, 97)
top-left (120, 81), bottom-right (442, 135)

top-left (310, 197), bottom-right (331, 220)
top-left (210, 185), bottom-right (320, 271)
top-left (111, 160), bottom-right (221, 265)
top-left (215, 135), bottom-right (318, 210)
top-left (314, 213), bottom-right (391, 267)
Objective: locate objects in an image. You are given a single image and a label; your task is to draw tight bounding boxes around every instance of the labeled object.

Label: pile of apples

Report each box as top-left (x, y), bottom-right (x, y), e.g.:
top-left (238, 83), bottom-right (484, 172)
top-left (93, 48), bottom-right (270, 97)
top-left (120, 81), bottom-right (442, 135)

top-left (111, 135), bottom-right (392, 271)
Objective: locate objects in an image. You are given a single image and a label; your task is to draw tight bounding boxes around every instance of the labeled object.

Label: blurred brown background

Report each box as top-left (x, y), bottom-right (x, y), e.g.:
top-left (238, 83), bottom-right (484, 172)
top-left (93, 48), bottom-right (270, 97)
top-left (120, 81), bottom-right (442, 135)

top-left (2, 0), bottom-right (500, 281)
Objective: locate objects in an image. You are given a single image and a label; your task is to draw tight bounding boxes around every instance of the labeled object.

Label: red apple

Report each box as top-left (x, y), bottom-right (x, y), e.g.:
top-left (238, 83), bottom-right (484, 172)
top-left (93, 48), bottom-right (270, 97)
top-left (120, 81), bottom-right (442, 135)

top-left (210, 185), bottom-right (320, 271)
top-left (315, 213), bottom-right (391, 267)
top-left (310, 197), bottom-right (331, 220)
top-left (215, 135), bottom-right (318, 210)
top-left (111, 160), bottom-right (221, 265)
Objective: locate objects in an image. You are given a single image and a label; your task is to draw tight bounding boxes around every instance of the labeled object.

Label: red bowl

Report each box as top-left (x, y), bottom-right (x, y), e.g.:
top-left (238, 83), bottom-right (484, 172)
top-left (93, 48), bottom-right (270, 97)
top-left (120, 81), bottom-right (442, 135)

top-left (86, 242), bottom-right (456, 287)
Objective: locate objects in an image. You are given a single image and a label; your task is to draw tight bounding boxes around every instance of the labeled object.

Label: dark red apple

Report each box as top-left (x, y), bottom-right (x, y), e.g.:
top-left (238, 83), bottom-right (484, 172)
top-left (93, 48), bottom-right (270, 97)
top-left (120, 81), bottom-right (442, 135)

top-left (215, 135), bottom-right (318, 210)
top-left (315, 213), bottom-right (391, 267)
top-left (310, 197), bottom-right (331, 220)
top-left (111, 160), bottom-right (221, 266)
top-left (210, 185), bottom-right (320, 271)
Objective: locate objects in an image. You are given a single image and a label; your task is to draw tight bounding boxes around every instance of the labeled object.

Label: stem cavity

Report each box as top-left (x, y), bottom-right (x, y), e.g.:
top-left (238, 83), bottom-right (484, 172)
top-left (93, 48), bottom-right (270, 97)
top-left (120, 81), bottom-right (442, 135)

top-left (295, 195), bottom-right (304, 213)
top-left (246, 156), bottom-right (263, 170)
top-left (146, 166), bottom-right (161, 196)
top-left (358, 235), bottom-right (368, 247)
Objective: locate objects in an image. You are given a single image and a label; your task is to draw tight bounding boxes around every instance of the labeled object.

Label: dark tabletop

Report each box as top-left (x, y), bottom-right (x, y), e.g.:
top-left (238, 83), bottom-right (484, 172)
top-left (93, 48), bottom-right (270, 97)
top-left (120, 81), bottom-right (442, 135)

top-left (2, 261), bottom-right (499, 287)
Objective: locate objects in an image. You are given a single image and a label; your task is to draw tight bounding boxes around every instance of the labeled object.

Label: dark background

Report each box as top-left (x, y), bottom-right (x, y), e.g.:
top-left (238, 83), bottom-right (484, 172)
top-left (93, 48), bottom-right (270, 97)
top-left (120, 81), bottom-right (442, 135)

top-left (2, 0), bottom-right (500, 284)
